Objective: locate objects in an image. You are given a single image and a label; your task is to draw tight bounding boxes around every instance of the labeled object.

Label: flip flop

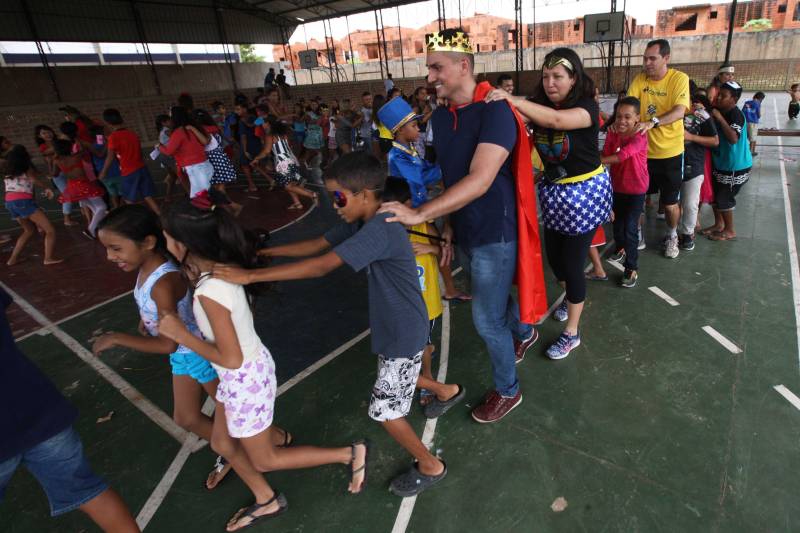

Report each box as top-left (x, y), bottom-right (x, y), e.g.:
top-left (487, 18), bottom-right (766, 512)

top-left (585, 273), bottom-right (608, 281)
top-left (225, 493), bottom-right (288, 532)
top-left (423, 385), bottom-right (466, 419)
top-left (205, 455), bottom-right (233, 491)
top-left (699, 227), bottom-right (723, 236)
top-left (443, 293), bottom-right (472, 302)
top-left (348, 439), bottom-right (370, 494)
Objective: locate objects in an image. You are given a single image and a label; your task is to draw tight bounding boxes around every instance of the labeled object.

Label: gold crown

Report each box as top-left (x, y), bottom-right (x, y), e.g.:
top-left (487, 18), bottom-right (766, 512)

top-left (425, 31), bottom-right (473, 55)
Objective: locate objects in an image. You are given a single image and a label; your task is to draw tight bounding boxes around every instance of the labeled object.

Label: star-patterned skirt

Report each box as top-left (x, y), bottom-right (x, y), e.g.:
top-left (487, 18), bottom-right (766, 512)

top-left (538, 170), bottom-right (612, 236)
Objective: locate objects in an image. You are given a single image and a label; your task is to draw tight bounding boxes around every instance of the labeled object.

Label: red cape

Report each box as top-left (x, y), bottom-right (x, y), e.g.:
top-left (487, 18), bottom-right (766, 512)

top-left (470, 82), bottom-right (548, 323)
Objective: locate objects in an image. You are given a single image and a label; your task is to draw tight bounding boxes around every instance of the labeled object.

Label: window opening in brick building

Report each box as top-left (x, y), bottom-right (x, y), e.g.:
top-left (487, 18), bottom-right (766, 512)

top-left (794, 2), bottom-right (800, 21)
top-left (778, 4), bottom-right (787, 14)
top-left (710, 11), bottom-right (718, 19)
top-left (676, 13), bottom-right (698, 31)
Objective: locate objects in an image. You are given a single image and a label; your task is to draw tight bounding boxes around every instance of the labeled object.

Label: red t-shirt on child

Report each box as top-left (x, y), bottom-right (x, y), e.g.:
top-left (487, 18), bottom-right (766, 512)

top-left (158, 127), bottom-right (207, 169)
top-left (108, 128), bottom-right (145, 176)
top-left (602, 130), bottom-right (649, 195)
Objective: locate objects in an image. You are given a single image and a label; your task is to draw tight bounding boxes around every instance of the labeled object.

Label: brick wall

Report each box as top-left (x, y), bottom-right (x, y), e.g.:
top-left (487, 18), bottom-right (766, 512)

top-left (3, 59), bottom-right (798, 165)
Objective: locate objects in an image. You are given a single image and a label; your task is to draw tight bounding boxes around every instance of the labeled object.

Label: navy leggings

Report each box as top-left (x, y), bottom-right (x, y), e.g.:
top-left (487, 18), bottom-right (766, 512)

top-left (544, 228), bottom-right (595, 305)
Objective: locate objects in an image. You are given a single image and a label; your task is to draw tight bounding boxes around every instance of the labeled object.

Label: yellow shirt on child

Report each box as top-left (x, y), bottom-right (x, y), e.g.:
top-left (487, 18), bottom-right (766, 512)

top-left (409, 222), bottom-right (443, 321)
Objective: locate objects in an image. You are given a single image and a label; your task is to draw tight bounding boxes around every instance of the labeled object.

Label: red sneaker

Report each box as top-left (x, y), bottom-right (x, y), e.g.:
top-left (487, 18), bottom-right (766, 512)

top-left (514, 329), bottom-right (539, 364)
top-left (471, 390), bottom-right (523, 424)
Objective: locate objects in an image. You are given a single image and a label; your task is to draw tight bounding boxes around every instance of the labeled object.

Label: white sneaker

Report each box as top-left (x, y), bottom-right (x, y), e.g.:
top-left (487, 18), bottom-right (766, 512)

top-left (664, 235), bottom-right (679, 259)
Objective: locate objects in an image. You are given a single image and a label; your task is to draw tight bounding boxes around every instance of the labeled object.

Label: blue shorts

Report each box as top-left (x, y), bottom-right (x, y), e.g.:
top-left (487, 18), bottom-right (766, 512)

top-left (0, 426), bottom-right (107, 516)
top-left (169, 351), bottom-right (217, 384)
top-left (5, 198), bottom-right (39, 219)
top-left (121, 166), bottom-right (156, 202)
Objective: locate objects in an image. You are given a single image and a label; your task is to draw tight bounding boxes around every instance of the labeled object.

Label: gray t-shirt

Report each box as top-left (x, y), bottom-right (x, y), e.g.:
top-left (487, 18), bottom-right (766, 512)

top-left (325, 212), bottom-right (428, 358)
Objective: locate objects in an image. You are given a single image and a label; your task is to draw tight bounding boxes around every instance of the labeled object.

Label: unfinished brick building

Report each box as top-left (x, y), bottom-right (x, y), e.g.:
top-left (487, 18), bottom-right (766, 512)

top-left (274, 1), bottom-right (800, 66)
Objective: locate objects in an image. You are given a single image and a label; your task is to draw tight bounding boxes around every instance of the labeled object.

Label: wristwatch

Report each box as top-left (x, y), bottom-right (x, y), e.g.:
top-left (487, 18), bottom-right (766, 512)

top-left (651, 116), bottom-right (661, 128)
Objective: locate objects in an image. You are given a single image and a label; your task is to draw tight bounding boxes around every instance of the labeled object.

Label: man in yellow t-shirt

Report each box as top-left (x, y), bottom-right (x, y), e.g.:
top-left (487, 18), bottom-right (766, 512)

top-left (627, 39), bottom-right (690, 259)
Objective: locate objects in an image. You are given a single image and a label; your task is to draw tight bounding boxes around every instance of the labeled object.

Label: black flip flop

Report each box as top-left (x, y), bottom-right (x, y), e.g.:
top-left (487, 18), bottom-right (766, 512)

top-left (348, 439), bottom-right (370, 494)
top-left (205, 455), bottom-right (233, 491)
top-left (226, 493), bottom-right (288, 531)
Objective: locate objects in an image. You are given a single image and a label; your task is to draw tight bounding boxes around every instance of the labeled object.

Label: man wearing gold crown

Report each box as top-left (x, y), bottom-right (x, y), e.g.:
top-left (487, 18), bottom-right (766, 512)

top-left (380, 28), bottom-right (547, 424)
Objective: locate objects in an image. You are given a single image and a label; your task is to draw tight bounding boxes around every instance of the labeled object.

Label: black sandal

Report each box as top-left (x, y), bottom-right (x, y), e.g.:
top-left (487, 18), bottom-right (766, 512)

top-left (205, 455), bottom-right (233, 491)
top-left (348, 439), bottom-right (370, 494)
top-left (277, 428), bottom-right (294, 448)
top-left (226, 493), bottom-right (288, 532)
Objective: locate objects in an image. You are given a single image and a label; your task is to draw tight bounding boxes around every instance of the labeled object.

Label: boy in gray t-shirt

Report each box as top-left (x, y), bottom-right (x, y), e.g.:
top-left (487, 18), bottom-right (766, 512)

top-left (211, 152), bottom-right (465, 497)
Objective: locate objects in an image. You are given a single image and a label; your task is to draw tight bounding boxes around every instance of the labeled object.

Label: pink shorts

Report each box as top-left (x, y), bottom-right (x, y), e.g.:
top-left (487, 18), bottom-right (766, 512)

top-left (215, 345), bottom-right (276, 438)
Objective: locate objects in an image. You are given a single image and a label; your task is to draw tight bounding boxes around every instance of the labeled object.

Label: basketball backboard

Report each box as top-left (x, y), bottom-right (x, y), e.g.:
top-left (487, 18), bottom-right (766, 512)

top-left (298, 50), bottom-right (319, 68)
top-left (584, 12), bottom-right (626, 43)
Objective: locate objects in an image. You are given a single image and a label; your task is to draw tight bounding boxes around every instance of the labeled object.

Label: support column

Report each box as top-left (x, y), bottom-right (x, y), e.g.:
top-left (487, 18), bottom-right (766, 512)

top-left (723, 0), bottom-right (738, 65)
top-left (346, 16), bottom-right (357, 82)
top-left (374, 10), bottom-right (385, 80)
top-left (94, 42), bottom-right (106, 65)
top-left (396, 6), bottom-right (405, 79)
top-left (20, 0), bottom-right (61, 101)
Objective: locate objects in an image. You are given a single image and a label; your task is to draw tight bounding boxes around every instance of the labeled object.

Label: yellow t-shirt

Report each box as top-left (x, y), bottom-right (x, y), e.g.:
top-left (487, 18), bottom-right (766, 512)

top-left (627, 69), bottom-right (690, 159)
top-left (409, 222), bottom-right (443, 321)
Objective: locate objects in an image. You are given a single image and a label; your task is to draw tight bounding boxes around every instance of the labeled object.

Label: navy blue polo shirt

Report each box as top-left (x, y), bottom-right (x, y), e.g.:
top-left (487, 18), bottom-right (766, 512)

top-left (0, 288), bottom-right (77, 462)
top-left (431, 99), bottom-right (517, 249)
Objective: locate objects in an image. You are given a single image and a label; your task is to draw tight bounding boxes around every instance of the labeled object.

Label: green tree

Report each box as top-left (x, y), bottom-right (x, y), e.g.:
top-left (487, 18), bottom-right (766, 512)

top-left (743, 18), bottom-right (773, 31)
top-left (239, 44), bottom-right (264, 63)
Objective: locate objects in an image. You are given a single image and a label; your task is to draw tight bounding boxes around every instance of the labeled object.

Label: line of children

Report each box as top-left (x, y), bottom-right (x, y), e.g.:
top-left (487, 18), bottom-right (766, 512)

top-left (156, 106), bottom-right (213, 199)
top-left (52, 138), bottom-right (108, 240)
top-left (153, 198), bottom-right (370, 530)
top-left (211, 152), bottom-right (465, 497)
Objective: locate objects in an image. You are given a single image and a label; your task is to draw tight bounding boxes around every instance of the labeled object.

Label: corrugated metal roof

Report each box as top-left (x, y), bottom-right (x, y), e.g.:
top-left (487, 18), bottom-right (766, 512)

top-left (0, 0), bottom-right (426, 44)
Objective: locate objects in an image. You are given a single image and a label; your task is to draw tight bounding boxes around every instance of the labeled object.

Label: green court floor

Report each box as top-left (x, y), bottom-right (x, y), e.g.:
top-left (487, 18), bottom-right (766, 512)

top-left (4, 93), bottom-right (800, 533)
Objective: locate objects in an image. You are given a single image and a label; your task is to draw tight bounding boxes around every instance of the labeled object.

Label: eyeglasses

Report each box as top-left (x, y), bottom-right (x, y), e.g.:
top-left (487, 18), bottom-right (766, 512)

top-left (331, 187), bottom-right (383, 208)
top-left (332, 190), bottom-right (348, 208)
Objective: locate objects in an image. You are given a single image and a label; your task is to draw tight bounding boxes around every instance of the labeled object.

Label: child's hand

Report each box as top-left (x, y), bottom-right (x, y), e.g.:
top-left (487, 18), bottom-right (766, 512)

top-left (411, 242), bottom-right (437, 256)
top-left (92, 332), bottom-right (117, 356)
top-left (43, 189), bottom-right (54, 200)
top-left (257, 247), bottom-right (274, 257)
top-left (212, 264), bottom-right (253, 285)
top-left (609, 211), bottom-right (616, 223)
top-left (158, 312), bottom-right (187, 344)
top-left (138, 319), bottom-right (148, 336)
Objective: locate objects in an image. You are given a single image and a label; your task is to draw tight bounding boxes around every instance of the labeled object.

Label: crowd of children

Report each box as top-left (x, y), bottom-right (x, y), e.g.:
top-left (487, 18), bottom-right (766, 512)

top-left (1, 50), bottom-right (796, 531)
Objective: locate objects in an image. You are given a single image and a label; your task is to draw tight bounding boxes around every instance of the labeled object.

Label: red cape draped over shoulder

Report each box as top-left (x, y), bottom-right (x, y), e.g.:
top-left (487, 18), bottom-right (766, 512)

top-left (469, 81), bottom-right (548, 323)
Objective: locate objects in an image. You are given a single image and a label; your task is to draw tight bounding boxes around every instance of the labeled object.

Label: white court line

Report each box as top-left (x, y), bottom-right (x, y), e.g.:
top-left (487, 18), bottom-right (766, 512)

top-left (648, 286), bottom-right (680, 306)
top-left (774, 384), bottom-right (800, 411)
top-left (702, 325), bottom-right (742, 354)
top-left (15, 290), bottom-right (134, 342)
top-left (1, 281), bottom-right (189, 444)
top-left (268, 199), bottom-right (318, 234)
top-left (391, 296), bottom-right (452, 533)
top-left (772, 98), bottom-right (800, 370)
top-left (136, 397), bottom-right (215, 530)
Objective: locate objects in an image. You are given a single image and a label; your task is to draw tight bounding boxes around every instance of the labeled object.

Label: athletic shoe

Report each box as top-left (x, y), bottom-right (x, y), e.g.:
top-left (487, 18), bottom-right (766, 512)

top-left (553, 300), bottom-right (568, 322)
top-left (621, 269), bottom-right (638, 288)
top-left (664, 235), bottom-right (680, 259)
top-left (637, 228), bottom-right (646, 250)
top-left (610, 248), bottom-right (626, 263)
top-left (546, 331), bottom-right (581, 360)
top-left (514, 329), bottom-right (539, 364)
top-left (680, 234), bottom-right (695, 251)
top-left (660, 235), bottom-right (669, 250)
top-left (471, 390), bottom-right (523, 423)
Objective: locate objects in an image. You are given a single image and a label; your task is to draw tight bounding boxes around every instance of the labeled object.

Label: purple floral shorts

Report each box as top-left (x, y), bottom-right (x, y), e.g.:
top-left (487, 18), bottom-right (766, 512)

top-left (216, 345), bottom-right (277, 438)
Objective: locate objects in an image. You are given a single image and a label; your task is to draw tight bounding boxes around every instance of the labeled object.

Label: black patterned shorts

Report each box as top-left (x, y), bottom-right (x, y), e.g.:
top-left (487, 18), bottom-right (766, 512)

top-left (368, 351), bottom-right (423, 422)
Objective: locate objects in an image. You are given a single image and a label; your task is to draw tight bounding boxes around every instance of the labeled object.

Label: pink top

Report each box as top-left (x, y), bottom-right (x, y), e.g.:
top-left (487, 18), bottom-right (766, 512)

top-left (4, 173), bottom-right (34, 201)
top-left (602, 130), bottom-right (649, 195)
top-left (159, 127), bottom-right (207, 168)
